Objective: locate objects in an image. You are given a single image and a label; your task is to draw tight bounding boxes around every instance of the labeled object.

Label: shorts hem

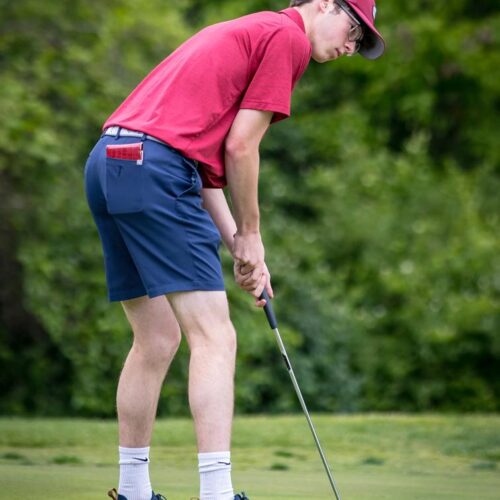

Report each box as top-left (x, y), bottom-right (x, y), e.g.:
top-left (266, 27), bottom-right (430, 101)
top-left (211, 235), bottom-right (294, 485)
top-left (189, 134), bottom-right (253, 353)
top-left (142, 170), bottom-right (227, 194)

top-left (148, 281), bottom-right (225, 298)
top-left (108, 286), bottom-right (147, 302)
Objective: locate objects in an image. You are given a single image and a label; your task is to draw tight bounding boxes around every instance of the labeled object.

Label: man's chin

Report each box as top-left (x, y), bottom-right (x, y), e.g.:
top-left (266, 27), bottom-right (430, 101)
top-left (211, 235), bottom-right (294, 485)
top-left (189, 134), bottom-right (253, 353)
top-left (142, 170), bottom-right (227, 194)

top-left (312, 54), bottom-right (330, 64)
top-left (312, 51), bottom-right (338, 63)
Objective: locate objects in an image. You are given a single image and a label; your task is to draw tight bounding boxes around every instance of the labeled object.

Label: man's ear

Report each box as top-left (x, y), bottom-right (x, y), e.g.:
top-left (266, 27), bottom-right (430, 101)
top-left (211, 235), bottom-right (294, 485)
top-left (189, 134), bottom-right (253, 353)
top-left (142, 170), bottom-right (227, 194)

top-left (320, 0), bottom-right (335, 14)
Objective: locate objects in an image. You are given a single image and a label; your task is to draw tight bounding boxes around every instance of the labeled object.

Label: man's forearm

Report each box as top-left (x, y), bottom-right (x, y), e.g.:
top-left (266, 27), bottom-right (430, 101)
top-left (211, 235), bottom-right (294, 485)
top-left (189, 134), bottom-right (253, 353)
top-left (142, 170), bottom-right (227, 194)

top-left (225, 147), bottom-right (260, 235)
top-left (201, 188), bottom-right (237, 254)
top-left (222, 108), bottom-right (271, 300)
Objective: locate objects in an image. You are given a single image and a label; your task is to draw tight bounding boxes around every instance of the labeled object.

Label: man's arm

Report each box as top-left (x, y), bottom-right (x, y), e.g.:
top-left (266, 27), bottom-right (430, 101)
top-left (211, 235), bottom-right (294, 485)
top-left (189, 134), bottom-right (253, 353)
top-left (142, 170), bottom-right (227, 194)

top-left (225, 108), bottom-right (273, 305)
top-left (201, 188), bottom-right (237, 254)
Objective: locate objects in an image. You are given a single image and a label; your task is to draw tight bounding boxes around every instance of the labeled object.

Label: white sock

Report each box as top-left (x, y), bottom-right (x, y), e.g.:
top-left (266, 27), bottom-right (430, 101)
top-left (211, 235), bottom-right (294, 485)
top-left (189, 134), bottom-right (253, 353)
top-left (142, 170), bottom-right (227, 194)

top-left (118, 446), bottom-right (152, 500)
top-left (198, 451), bottom-right (234, 500)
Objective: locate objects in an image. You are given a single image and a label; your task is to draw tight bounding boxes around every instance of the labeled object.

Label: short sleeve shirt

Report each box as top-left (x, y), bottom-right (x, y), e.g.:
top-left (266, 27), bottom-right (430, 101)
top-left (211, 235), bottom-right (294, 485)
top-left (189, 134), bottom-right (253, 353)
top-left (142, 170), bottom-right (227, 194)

top-left (103, 8), bottom-right (312, 188)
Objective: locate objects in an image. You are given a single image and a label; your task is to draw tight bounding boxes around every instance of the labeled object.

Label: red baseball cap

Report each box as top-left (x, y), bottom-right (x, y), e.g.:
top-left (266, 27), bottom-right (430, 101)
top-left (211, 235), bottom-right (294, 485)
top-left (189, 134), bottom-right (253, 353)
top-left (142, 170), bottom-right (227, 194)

top-left (345, 0), bottom-right (385, 59)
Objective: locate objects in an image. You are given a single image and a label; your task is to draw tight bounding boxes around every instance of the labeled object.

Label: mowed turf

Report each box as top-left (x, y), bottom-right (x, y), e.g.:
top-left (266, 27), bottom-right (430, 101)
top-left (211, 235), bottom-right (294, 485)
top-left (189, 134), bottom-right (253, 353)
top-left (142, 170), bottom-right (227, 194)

top-left (0, 414), bottom-right (499, 499)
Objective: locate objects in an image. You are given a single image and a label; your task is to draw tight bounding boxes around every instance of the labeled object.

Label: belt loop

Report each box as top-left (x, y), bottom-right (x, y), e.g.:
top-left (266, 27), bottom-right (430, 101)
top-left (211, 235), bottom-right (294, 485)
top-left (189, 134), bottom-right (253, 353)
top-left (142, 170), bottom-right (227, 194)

top-left (141, 132), bottom-right (147, 142)
top-left (115, 127), bottom-right (122, 140)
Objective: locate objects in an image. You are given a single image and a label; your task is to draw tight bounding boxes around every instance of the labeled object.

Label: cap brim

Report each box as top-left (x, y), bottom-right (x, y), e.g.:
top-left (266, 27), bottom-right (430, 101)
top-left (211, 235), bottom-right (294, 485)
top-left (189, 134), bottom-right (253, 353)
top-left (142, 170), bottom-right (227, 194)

top-left (359, 31), bottom-right (385, 60)
top-left (348, 4), bottom-right (386, 60)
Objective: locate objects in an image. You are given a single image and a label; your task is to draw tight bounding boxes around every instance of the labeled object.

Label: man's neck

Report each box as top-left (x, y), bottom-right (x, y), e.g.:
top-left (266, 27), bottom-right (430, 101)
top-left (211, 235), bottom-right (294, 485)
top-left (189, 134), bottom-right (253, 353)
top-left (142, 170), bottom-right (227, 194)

top-left (292, 5), bottom-right (314, 40)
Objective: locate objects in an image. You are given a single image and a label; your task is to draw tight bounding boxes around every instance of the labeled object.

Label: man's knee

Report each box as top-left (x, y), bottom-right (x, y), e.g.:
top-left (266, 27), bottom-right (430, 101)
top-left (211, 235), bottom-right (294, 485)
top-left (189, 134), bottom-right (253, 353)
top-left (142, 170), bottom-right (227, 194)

top-left (122, 295), bottom-right (183, 364)
top-left (187, 317), bottom-right (236, 355)
top-left (168, 291), bottom-right (236, 354)
top-left (133, 327), bottom-right (182, 366)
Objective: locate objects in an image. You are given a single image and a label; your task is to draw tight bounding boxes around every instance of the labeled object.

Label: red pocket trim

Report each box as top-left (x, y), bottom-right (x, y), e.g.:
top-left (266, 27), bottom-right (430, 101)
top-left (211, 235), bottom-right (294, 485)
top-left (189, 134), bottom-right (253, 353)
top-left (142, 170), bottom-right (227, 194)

top-left (106, 143), bottom-right (143, 163)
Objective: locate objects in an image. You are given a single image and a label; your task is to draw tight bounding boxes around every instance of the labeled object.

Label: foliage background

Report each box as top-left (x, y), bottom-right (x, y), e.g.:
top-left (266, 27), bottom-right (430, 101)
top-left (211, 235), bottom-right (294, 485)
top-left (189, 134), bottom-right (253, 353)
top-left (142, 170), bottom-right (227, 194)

top-left (0, 0), bottom-right (498, 416)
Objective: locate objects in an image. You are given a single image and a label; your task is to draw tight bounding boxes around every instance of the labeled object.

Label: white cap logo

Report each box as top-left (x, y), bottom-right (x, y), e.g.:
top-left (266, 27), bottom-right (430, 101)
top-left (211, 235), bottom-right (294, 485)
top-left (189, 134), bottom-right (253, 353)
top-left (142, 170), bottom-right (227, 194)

top-left (373, 5), bottom-right (377, 20)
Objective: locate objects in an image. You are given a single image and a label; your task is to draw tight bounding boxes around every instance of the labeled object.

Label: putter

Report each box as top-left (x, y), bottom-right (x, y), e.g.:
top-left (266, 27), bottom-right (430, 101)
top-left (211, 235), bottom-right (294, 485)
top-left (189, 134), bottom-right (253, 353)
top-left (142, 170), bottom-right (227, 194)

top-left (259, 289), bottom-right (342, 500)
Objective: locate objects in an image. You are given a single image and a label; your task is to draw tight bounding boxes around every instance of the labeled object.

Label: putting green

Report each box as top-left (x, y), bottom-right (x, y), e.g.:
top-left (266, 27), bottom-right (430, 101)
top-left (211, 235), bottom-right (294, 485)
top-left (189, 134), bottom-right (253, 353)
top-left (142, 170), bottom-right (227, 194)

top-left (0, 415), bottom-right (499, 499)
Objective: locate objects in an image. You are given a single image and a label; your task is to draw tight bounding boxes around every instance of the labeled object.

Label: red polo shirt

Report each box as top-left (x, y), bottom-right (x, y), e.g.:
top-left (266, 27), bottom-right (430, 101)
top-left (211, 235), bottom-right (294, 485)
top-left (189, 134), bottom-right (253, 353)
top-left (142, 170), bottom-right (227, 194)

top-left (103, 8), bottom-right (312, 188)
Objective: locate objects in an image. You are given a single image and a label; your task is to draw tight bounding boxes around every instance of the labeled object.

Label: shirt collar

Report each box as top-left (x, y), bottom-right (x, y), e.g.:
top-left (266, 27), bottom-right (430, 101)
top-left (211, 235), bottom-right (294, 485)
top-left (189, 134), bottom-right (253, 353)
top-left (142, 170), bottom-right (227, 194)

top-left (280, 7), bottom-right (306, 33)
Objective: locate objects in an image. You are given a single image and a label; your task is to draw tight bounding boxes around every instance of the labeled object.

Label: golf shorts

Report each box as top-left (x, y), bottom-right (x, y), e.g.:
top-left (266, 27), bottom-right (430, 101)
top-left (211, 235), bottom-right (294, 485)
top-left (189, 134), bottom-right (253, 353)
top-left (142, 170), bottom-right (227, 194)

top-left (84, 131), bottom-right (225, 302)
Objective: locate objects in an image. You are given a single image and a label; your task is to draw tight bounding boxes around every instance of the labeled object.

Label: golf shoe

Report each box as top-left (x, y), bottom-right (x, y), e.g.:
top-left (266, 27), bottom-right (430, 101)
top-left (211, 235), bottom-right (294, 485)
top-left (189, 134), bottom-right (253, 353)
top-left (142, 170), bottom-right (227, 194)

top-left (107, 488), bottom-right (167, 499)
top-left (189, 493), bottom-right (249, 500)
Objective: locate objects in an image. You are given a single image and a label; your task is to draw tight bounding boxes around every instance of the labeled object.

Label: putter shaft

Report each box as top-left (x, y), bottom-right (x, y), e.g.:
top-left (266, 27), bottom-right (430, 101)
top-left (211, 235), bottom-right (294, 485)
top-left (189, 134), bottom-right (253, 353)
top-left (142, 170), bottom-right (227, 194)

top-left (272, 325), bottom-right (342, 500)
top-left (260, 290), bottom-right (341, 499)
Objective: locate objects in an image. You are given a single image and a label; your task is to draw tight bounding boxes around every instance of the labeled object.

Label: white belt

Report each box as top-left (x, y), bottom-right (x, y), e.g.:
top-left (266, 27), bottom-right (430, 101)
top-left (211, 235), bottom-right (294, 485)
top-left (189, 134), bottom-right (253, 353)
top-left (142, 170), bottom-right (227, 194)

top-left (104, 126), bottom-right (169, 147)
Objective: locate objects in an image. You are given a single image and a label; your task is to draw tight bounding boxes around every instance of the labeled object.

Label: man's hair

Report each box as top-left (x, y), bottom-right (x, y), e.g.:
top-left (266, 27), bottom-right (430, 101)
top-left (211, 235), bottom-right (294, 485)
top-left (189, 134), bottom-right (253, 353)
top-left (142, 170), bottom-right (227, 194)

top-left (289, 0), bottom-right (315, 6)
top-left (290, 0), bottom-right (343, 15)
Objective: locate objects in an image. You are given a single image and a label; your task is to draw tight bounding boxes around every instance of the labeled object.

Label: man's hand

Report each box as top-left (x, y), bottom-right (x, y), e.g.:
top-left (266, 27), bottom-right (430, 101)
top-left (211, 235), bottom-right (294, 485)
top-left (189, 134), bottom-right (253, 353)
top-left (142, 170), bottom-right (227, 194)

top-left (233, 232), bottom-right (273, 307)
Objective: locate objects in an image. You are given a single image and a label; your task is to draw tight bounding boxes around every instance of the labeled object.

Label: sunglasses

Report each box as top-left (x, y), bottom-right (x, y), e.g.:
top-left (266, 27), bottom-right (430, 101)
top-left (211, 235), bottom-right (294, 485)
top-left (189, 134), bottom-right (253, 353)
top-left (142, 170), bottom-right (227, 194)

top-left (335, 0), bottom-right (364, 54)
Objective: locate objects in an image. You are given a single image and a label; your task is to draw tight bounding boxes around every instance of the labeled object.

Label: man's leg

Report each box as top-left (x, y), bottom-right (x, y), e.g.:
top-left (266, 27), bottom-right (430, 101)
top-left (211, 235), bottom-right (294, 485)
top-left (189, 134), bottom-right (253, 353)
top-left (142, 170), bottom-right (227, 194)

top-left (167, 290), bottom-right (236, 500)
top-left (117, 295), bottom-right (182, 499)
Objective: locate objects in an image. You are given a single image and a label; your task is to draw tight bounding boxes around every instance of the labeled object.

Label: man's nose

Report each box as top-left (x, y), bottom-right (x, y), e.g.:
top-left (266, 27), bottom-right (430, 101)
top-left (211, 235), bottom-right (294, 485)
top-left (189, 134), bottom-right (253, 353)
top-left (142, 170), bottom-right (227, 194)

top-left (344, 39), bottom-right (357, 56)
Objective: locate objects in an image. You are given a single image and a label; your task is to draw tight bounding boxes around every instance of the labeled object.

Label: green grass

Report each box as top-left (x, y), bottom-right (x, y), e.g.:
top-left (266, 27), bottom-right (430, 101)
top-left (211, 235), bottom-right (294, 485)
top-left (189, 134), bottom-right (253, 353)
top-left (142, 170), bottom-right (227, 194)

top-left (0, 414), bottom-right (499, 499)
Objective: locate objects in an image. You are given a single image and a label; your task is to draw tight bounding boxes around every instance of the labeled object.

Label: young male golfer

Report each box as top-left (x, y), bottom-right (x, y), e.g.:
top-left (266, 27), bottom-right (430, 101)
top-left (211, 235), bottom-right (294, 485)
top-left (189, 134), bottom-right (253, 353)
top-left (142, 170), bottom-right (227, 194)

top-left (84, 1), bottom-right (384, 498)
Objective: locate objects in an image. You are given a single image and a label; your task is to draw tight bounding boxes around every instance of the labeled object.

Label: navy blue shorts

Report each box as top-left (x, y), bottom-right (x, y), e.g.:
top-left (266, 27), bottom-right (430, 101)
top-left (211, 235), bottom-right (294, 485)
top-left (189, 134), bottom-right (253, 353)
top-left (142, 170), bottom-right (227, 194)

top-left (84, 132), bottom-right (225, 302)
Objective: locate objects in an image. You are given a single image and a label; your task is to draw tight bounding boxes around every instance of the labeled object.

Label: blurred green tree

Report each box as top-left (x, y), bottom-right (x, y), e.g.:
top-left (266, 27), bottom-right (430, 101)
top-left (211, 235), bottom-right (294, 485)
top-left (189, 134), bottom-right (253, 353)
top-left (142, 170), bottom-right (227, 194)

top-left (0, 0), bottom-right (498, 416)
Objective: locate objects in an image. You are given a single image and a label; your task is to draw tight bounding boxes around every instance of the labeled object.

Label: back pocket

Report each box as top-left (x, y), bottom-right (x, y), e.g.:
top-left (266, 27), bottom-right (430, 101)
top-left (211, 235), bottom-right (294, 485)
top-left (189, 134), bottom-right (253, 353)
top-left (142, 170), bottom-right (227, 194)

top-left (105, 143), bottom-right (144, 214)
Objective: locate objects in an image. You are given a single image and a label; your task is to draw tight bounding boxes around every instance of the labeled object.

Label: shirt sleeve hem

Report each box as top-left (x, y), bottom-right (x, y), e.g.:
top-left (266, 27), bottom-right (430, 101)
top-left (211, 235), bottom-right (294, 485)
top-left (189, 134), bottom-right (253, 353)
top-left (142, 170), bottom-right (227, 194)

top-left (240, 100), bottom-right (290, 122)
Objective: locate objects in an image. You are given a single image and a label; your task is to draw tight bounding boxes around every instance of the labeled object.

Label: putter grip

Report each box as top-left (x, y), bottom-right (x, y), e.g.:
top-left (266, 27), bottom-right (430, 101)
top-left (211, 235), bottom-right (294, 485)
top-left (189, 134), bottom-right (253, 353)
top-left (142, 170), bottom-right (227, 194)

top-left (260, 289), bottom-right (278, 329)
